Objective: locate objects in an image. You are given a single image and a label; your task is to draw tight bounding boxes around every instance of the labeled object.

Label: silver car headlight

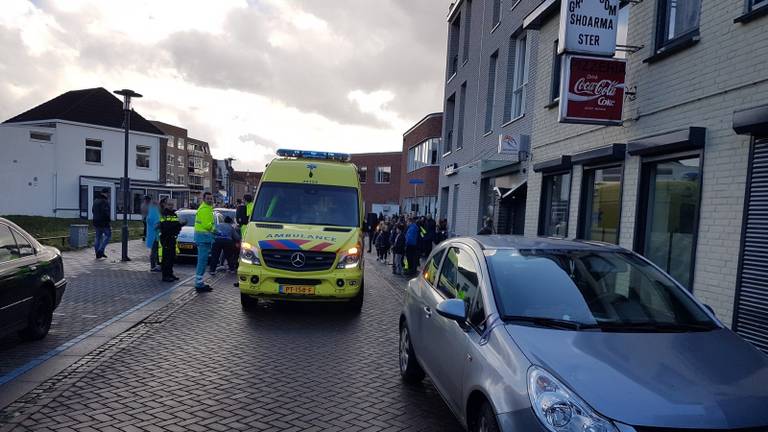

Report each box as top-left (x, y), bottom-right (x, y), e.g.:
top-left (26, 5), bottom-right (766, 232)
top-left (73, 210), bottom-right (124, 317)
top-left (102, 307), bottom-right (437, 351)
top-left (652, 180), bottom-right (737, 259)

top-left (528, 366), bottom-right (618, 432)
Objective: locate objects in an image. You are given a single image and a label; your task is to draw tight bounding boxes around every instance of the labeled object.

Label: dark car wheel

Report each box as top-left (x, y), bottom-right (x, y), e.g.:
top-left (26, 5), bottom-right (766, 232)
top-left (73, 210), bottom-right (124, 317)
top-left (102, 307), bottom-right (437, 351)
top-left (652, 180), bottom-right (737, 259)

top-left (399, 322), bottom-right (425, 383)
top-left (241, 293), bottom-right (258, 311)
top-left (470, 401), bottom-right (500, 432)
top-left (19, 291), bottom-right (54, 341)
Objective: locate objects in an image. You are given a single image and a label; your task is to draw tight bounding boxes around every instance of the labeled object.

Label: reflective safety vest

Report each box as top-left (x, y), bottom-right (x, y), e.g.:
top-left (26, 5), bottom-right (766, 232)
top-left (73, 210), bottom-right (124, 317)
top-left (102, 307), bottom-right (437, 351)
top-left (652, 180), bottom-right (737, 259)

top-left (158, 214), bottom-right (182, 258)
top-left (195, 202), bottom-right (215, 233)
top-left (242, 201), bottom-right (255, 237)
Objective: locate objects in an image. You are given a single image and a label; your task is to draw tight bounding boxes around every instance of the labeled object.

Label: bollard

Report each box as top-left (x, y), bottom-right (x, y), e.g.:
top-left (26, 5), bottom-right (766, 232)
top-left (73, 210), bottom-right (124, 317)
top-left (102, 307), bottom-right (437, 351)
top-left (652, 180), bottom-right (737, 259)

top-left (69, 224), bottom-right (89, 249)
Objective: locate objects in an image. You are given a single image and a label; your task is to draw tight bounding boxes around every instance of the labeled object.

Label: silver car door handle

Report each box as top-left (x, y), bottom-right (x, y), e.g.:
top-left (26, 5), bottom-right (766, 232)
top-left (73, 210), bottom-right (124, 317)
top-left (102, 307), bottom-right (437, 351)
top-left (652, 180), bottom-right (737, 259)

top-left (423, 306), bottom-right (432, 319)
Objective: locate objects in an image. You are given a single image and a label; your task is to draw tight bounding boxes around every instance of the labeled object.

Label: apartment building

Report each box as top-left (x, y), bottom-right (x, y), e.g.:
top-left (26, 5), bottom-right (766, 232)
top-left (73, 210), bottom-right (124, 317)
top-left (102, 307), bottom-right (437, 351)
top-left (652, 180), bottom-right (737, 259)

top-left (439, 0), bottom-right (540, 236)
top-left (350, 152), bottom-right (402, 216)
top-left (440, 0), bottom-right (768, 351)
top-left (401, 113), bottom-right (443, 216)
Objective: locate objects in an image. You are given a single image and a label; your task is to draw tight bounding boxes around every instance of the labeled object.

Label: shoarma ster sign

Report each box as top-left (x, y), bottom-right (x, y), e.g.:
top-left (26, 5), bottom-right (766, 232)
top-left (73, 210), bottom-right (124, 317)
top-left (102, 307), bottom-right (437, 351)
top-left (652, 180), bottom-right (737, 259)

top-left (559, 55), bottom-right (626, 125)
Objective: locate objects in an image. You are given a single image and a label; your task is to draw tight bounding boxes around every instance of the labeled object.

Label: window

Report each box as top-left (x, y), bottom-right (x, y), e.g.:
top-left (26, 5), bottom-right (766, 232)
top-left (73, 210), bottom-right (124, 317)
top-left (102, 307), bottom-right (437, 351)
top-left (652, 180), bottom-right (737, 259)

top-left (252, 182), bottom-right (360, 227)
top-left (448, 14), bottom-right (461, 77)
top-left (539, 172), bottom-right (571, 237)
top-left (423, 248), bottom-right (446, 286)
top-left (407, 138), bottom-right (442, 172)
top-left (177, 155), bottom-right (184, 167)
top-left (656, 0), bottom-right (701, 49)
top-left (375, 166), bottom-right (391, 184)
top-left (491, 0), bottom-right (502, 27)
top-left (636, 156), bottom-right (701, 290)
top-left (30, 131), bottom-right (51, 142)
top-left (511, 34), bottom-right (529, 119)
top-left (580, 166), bottom-right (622, 244)
top-left (749, 0), bottom-right (768, 11)
top-left (177, 175), bottom-right (185, 185)
top-left (436, 247), bottom-right (480, 311)
top-left (0, 225), bottom-right (20, 263)
top-left (484, 52), bottom-right (498, 133)
top-left (85, 139), bottom-right (102, 164)
top-left (445, 93), bottom-right (456, 154)
top-left (462, 0), bottom-right (472, 63)
top-left (11, 229), bottom-right (35, 256)
top-left (167, 154), bottom-right (175, 165)
top-left (167, 136), bottom-right (175, 148)
top-left (189, 175), bottom-right (203, 186)
top-left (136, 145), bottom-right (151, 168)
top-left (177, 138), bottom-right (185, 150)
top-left (458, 82), bottom-right (467, 148)
top-left (504, 34), bottom-right (529, 122)
top-left (550, 40), bottom-right (562, 103)
top-left (359, 166), bottom-right (367, 183)
top-left (468, 289), bottom-right (486, 330)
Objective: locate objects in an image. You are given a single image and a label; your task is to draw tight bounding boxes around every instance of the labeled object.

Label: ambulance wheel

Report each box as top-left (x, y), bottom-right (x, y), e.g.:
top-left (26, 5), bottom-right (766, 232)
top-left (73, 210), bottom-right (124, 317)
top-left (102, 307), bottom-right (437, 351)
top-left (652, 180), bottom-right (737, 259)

top-left (241, 293), bottom-right (258, 311)
top-left (347, 284), bottom-right (364, 313)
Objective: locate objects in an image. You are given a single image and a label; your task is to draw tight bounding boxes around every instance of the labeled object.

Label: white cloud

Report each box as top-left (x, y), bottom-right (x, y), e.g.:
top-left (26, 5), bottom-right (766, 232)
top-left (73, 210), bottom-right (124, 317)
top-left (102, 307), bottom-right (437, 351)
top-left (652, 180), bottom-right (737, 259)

top-left (0, 0), bottom-right (448, 171)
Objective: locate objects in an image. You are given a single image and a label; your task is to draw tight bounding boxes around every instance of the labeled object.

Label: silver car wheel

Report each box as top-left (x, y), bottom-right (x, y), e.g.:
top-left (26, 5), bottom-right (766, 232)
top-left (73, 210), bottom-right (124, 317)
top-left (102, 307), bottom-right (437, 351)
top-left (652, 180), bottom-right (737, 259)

top-left (399, 326), bottom-right (410, 373)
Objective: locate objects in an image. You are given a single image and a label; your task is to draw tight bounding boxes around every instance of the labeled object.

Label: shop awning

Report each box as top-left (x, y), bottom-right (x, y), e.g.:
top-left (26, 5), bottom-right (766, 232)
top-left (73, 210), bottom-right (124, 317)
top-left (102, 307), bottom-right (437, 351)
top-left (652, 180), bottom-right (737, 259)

top-left (497, 180), bottom-right (527, 200)
top-left (627, 127), bottom-right (705, 156)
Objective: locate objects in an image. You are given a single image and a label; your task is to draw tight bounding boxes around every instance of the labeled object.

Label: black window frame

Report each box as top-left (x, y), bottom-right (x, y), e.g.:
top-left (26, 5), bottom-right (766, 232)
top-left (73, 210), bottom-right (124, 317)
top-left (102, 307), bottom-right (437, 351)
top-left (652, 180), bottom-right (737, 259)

top-left (484, 51), bottom-right (499, 133)
top-left (538, 170), bottom-right (573, 238)
top-left (85, 139), bottom-right (103, 164)
top-left (491, 0), bottom-right (502, 28)
top-left (577, 163), bottom-right (624, 244)
top-left (458, 81), bottom-right (468, 150)
top-left (653, 0), bottom-right (702, 54)
top-left (549, 39), bottom-right (562, 105)
top-left (358, 166), bottom-right (367, 184)
top-left (448, 13), bottom-right (462, 78)
top-left (633, 150), bottom-right (704, 291)
top-left (736, 0), bottom-right (768, 22)
top-left (444, 92), bottom-right (457, 155)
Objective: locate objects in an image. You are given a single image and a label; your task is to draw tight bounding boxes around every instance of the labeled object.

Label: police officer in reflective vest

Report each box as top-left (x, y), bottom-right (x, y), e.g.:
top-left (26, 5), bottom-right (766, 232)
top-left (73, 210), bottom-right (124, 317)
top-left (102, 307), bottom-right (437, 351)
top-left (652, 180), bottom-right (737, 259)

top-left (159, 199), bottom-right (185, 282)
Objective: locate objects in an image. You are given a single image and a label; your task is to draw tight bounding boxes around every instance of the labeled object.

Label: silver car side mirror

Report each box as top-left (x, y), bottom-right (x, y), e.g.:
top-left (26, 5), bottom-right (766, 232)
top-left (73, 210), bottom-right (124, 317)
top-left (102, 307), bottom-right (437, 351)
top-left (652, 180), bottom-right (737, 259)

top-left (436, 299), bottom-right (467, 323)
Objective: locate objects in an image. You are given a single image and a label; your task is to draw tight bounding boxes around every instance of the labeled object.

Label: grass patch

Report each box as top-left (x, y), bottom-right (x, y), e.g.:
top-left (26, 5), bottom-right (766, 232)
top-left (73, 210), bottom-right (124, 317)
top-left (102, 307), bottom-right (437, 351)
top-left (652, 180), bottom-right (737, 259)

top-left (2, 215), bottom-right (144, 251)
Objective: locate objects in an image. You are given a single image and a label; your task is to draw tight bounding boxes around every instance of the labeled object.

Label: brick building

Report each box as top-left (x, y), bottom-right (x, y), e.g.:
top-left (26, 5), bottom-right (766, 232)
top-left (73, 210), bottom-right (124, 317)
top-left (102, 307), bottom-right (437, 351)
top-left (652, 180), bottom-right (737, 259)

top-left (440, 0), bottom-right (768, 351)
top-left (401, 113), bottom-right (442, 217)
top-left (231, 171), bottom-right (262, 203)
top-left (350, 152), bottom-right (402, 217)
top-left (150, 121), bottom-right (215, 207)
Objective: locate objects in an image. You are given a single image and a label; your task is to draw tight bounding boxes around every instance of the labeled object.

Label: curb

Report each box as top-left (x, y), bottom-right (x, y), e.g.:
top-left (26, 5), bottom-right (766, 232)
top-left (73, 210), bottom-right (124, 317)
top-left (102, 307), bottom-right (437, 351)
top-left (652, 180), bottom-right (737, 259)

top-left (0, 274), bottom-right (197, 411)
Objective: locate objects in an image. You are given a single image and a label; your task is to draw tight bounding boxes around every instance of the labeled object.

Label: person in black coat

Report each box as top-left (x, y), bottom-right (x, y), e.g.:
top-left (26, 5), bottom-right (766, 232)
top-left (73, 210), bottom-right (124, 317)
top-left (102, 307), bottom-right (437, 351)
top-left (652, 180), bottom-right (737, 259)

top-left (91, 192), bottom-right (111, 259)
top-left (159, 201), bottom-right (185, 282)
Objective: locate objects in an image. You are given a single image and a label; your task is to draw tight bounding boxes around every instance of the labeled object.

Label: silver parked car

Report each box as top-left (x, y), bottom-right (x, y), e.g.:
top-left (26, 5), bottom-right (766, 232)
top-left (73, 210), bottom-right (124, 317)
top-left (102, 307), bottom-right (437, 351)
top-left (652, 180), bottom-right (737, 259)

top-left (399, 236), bottom-right (768, 432)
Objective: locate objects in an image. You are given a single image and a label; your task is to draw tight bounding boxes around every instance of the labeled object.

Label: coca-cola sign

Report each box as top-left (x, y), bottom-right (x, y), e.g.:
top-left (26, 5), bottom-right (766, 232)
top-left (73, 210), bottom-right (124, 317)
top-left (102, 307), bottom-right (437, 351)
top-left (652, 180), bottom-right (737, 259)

top-left (559, 55), bottom-right (626, 125)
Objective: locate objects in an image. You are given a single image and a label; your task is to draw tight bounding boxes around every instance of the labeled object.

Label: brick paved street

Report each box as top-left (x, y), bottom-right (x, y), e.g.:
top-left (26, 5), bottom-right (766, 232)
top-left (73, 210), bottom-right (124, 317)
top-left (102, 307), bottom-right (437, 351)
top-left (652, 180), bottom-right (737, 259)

top-left (0, 250), bottom-right (463, 432)
top-left (0, 241), bottom-right (194, 378)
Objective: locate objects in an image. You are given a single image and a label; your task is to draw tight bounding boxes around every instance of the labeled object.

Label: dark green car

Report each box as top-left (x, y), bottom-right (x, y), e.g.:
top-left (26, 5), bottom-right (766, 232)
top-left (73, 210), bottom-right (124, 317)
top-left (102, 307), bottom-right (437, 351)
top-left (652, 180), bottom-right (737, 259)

top-left (0, 217), bottom-right (67, 340)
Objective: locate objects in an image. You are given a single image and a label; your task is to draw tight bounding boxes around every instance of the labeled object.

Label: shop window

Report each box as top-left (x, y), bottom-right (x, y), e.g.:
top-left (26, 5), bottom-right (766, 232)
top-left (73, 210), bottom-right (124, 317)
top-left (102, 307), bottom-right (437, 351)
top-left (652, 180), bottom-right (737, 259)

top-left (656, 0), bottom-right (701, 50)
top-left (539, 172), bottom-right (571, 237)
top-left (136, 145), bottom-right (151, 168)
top-left (636, 155), bottom-right (701, 290)
top-left (85, 139), bottom-right (102, 164)
top-left (579, 166), bottom-right (622, 244)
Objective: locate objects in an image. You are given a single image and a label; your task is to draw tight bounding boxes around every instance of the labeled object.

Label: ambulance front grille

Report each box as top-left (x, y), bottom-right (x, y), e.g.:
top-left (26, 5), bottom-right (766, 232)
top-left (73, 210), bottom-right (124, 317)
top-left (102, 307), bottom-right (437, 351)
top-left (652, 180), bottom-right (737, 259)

top-left (261, 249), bottom-right (337, 272)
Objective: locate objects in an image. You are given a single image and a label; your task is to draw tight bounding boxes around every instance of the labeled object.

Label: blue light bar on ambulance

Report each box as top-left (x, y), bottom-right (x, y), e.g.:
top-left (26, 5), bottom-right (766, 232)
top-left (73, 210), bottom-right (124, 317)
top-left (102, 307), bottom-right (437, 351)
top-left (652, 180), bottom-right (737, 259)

top-left (276, 149), bottom-right (351, 162)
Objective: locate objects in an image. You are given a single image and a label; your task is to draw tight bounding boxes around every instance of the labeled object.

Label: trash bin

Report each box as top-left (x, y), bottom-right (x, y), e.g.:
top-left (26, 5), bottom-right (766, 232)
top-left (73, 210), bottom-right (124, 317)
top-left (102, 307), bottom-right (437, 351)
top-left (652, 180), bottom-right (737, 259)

top-left (69, 224), bottom-right (89, 249)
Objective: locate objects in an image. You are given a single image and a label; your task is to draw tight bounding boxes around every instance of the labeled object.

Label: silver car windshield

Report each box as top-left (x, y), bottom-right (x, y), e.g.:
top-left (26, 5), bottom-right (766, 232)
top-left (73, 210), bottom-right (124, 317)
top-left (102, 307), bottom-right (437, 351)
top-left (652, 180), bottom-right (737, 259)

top-left (486, 250), bottom-right (716, 330)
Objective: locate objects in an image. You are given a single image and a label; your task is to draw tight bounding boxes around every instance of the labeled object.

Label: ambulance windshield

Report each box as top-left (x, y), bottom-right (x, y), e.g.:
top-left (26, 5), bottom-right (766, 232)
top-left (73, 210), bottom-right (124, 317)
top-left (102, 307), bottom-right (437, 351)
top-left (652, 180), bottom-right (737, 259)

top-left (251, 182), bottom-right (359, 227)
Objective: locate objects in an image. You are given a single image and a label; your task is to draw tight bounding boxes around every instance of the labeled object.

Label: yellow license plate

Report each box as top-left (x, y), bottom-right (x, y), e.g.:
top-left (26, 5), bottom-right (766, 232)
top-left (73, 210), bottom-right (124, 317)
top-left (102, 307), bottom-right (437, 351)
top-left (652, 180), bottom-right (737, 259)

top-left (280, 285), bottom-right (315, 295)
top-left (179, 244), bottom-right (194, 250)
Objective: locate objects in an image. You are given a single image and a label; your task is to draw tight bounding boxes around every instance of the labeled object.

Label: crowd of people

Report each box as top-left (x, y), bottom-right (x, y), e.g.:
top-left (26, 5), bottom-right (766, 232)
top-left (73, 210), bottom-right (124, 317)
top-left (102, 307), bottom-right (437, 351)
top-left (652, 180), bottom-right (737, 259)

top-left (366, 213), bottom-right (449, 276)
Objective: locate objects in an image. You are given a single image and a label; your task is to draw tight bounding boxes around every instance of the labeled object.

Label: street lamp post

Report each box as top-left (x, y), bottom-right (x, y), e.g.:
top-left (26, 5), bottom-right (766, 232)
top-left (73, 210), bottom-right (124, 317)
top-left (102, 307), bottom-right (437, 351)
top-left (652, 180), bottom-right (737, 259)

top-left (113, 89), bottom-right (143, 262)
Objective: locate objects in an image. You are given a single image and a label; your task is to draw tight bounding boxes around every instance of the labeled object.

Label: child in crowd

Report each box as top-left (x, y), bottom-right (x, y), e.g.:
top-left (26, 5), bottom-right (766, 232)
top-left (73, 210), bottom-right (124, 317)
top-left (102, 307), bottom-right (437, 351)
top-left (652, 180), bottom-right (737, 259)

top-left (392, 223), bottom-right (406, 275)
top-left (375, 222), bottom-right (391, 263)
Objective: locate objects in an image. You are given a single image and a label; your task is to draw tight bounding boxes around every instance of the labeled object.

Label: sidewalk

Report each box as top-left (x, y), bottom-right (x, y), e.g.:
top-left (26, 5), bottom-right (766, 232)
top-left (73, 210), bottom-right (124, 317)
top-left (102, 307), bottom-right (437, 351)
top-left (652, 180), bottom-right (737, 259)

top-left (0, 240), bottom-right (195, 379)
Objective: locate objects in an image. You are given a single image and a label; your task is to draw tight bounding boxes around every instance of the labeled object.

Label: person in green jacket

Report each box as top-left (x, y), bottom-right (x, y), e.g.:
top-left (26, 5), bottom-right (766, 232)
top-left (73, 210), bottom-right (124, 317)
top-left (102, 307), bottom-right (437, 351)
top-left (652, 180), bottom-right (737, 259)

top-left (194, 192), bottom-right (215, 292)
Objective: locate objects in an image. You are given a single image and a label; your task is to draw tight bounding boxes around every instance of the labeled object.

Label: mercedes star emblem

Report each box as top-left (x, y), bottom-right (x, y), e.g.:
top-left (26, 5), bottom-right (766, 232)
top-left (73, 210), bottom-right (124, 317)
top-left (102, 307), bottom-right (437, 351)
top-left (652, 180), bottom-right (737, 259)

top-left (291, 252), bottom-right (306, 268)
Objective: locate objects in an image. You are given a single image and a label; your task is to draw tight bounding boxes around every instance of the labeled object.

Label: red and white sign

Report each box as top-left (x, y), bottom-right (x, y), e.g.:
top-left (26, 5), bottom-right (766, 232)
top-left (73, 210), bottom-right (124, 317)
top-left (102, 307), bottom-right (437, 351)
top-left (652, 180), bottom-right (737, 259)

top-left (559, 55), bottom-right (626, 125)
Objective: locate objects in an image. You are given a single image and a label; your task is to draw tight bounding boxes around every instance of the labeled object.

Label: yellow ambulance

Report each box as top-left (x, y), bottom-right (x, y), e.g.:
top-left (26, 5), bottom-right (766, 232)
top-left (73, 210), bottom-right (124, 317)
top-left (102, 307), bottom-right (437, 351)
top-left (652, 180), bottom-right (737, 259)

top-left (238, 149), bottom-right (365, 312)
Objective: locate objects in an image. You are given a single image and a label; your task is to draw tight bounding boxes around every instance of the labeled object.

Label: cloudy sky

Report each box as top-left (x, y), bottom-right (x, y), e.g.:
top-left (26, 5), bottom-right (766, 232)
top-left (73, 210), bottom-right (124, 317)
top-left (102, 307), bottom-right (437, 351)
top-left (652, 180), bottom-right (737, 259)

top-left (0, 0), bottom-right (449, 170)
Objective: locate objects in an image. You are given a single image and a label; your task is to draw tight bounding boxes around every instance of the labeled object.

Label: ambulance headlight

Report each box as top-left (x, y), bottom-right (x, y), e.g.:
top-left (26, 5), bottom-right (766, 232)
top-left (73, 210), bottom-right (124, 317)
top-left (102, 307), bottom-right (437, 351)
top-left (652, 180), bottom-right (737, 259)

top-left (336, 246), bottom-right (360, 269)
top-left (240, 242), bottom-right (261, 266)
